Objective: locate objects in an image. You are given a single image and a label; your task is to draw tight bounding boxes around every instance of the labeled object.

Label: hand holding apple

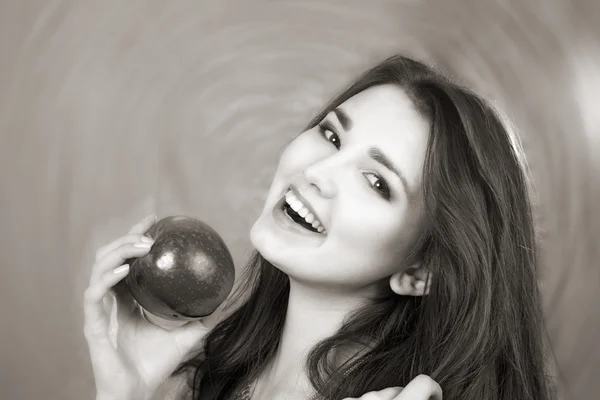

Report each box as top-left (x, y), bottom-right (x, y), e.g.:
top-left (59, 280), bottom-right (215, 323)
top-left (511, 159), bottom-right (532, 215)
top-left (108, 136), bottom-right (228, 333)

top-left (84, 214), bottom-right (221, 400)
top-left (125, 215), bottom-right (236, 330)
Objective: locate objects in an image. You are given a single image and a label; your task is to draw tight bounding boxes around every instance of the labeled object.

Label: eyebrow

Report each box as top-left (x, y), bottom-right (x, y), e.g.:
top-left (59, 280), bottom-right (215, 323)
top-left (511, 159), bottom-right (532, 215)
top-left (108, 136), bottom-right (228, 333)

top-left (369, 148), bottom-right (412, 198)
top-left (332, 107), bottom-right (412, 199)
top-left (333, 107), bottom-right (353, 131)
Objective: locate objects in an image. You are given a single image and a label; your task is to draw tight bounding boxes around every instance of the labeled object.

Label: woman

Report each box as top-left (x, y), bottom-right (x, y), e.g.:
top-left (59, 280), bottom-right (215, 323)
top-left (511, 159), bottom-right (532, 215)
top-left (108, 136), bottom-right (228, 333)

top-left (84, 55), bottom-right (555, 400)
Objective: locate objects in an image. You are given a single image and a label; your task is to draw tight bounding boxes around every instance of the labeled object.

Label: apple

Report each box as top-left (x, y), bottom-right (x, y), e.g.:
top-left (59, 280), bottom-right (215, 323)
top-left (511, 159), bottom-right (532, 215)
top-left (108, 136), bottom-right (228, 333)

top-left (124, 215), bottom-right (235, 329)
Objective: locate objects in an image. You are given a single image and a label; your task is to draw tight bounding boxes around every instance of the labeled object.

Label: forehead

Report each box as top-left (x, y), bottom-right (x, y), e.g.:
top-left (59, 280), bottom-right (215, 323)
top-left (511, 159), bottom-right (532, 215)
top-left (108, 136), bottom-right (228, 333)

top-left (340, 84), bottom-right (430, 191)
top-left (341, 84), bottom-right (425, 128)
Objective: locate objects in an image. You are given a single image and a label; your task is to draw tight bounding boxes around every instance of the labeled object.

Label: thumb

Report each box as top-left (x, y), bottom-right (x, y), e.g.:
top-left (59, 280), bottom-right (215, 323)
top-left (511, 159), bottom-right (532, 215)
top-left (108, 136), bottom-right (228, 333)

top-left (376, 386), bottom-right (404, 398)
top-left (394, 375), bottom-right (442, 400)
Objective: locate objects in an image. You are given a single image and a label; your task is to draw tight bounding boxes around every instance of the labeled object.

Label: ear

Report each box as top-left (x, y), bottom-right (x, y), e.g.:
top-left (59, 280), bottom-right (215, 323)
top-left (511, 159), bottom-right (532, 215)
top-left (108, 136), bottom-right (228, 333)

top-left (389, 264), bottom-right (432, 296)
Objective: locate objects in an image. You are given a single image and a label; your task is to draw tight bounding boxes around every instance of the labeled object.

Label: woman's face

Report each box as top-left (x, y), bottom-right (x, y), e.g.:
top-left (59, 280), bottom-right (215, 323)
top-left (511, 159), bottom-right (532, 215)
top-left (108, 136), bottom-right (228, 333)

top-left (250, 84), bottom-right (430, 292)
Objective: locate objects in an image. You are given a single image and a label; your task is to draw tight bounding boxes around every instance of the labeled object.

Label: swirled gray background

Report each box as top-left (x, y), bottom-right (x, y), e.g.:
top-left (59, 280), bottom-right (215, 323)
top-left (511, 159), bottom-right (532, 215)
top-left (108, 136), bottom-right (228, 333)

top-left (0, 1), bottom-right (598, 399)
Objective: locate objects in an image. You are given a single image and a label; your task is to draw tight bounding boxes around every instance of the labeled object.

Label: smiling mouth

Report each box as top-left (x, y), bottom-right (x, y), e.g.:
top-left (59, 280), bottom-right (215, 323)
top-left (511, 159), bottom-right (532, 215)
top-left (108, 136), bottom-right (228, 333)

top-left (280, 190), bottom-right (326, 234)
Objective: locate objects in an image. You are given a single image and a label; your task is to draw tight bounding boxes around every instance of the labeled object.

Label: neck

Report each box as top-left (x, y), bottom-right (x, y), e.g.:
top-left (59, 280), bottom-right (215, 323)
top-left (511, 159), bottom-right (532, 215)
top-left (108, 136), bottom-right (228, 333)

top-left (256, 278), bottom-right (374, 397)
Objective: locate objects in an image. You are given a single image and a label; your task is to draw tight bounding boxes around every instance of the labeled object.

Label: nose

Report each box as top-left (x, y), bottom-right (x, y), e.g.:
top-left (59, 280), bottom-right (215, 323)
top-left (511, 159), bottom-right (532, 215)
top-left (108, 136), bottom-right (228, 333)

top-left (303, 162), bottom-right (337, 198)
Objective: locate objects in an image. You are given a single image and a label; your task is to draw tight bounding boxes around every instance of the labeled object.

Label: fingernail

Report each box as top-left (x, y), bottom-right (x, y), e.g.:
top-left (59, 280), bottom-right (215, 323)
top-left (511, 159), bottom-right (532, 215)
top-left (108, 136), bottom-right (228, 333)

top-left (134, 242), bottom-right (152, 248)
top-left (113, 264), bottom-right (130, 274)
top-left (140, 236), bottom-right (154, 243)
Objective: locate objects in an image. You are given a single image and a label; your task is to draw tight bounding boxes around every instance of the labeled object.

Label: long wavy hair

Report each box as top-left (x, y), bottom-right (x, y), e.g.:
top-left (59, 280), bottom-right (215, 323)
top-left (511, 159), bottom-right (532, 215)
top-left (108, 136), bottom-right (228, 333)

top-left (172, 54), bottom-right (556, 400)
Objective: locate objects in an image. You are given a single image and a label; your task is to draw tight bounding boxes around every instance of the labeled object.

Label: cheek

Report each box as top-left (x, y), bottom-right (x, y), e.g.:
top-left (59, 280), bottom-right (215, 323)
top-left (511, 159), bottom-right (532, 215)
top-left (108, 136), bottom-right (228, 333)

top-left (332, 207), bottom-right (406, 275)
top-left (277, 132), bottom-right (328, 173)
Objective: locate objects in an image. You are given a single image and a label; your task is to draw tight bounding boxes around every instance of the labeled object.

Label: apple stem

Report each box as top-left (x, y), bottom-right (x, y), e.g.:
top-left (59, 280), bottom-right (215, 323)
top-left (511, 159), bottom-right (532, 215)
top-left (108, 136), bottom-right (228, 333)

top-left (141, 308), bottom-right (190, 330)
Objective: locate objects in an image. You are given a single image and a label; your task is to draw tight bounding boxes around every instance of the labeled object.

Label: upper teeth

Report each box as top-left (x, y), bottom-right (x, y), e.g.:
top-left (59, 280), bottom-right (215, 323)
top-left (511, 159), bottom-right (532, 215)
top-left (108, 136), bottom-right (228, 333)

top-left (285, 190), bottom-right (326, 233)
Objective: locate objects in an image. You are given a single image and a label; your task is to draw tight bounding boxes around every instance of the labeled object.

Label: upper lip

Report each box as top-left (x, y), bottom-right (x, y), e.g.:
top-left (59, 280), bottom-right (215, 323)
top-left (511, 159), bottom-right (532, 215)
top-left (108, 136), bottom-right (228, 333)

top-left (289, 184), bottom-right (325, 229)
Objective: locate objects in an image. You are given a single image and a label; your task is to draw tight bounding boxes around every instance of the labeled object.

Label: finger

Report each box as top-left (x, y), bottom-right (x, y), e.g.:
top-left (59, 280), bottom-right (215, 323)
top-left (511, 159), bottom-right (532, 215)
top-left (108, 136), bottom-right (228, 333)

top-left (341, 387), bottom-right (403, 400)
top-left (95, 233), bottom-right (154, 262)
top-left (129, 213), bottom-right (157, 235)
top-left (395, 375), bottom-right (442, 400)
top-left (83, 263), bottom-right (131, 342)
top-left (84, 243), bottom-right (150, 337)
top-left (111, 278), bottom-right (140, 323)
top-left (375, 387), bottom-right (404, 398)
top-left (91, 242), bottom-right (154, 284)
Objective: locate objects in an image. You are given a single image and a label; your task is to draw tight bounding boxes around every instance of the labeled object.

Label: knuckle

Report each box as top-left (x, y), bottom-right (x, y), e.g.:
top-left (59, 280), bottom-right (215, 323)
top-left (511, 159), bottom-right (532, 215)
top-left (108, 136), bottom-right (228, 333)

top-left (114, 243), bottom-right (133, 256)
top-left (120, 241), bottom-right (138, 251)
top-left (83, 324), bottom-right (106, 342)
top-left (100, 271), bottom-right (117, 287)
top-left (359, 393), bottom-right (380, 400)
top-left (412, 374), bottom-right (440, 392)
top-left (130, 220), bottom-right (148, 233)
top-left (83, 288), bottom-right (96, 303)
top-left (82, 324), bottom-right (96, 340)
top-left (126, 233), bottom-right (142, 242)
top-left (90, 260), bottom-right (101, 273)
top-left (95, 246), bottom-right (106, 260)
top-left (84, 286), bottom-right (107, 304)
top-left (82, 326), bottom-right (92, 340)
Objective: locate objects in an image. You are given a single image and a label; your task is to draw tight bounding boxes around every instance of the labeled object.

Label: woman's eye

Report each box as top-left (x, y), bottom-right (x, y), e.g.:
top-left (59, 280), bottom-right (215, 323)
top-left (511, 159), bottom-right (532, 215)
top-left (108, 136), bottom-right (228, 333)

top-left (318, 122), bottom-right (341, 150)
top-left (364, 172), bottom-right (391, 200)
top-left (317, 120), bottom-right (390, 201)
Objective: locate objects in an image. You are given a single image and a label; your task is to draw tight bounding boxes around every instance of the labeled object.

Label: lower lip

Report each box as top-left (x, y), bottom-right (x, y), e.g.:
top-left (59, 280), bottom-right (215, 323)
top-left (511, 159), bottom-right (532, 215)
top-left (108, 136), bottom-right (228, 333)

top-left (271, 194), bottom-right (326, 238)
